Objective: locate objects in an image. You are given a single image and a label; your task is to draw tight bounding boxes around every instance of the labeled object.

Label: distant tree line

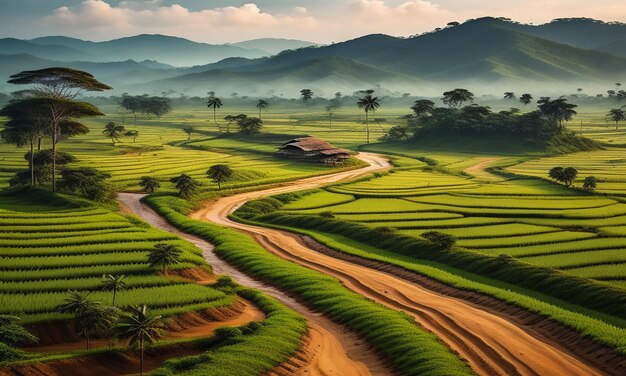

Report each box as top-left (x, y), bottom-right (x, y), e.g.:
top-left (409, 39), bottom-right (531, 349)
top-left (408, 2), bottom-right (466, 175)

top-left (118, 94), bottom-right (172, 119)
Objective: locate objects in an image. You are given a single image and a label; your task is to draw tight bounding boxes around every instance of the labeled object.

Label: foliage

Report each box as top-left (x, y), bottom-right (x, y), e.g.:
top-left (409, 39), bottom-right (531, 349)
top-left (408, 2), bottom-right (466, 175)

top-left (442, 88), bottom-right (474, 108)
top-left (237, 116), bottom-right (263, 136)
top-left (170, 174), bottom-right (201, 199)
top-left (148, 243), bottom-right (183, 275)
top-left (206, 164), bottom-right (233, 190)
top-left (139, 176), bottom-right (161, 193)
top-left (548, 166), bottom-right (578, 187)
top-left (102, 122), bottom-right (126, 144)
top-left (582, 176), bottom-right (597, 192)
top-left (99, 274), bottom-right (127, 307)
top-left (421, 231), bottom-right (457, 249)
top-left (0, 315), bottom-right (38, 347)
top-left (115, 304), bottom-right (165, 375)
top-left (58, 167), bottom-right (114, 202)
top-left (120, 94), bottom-right (172, 118)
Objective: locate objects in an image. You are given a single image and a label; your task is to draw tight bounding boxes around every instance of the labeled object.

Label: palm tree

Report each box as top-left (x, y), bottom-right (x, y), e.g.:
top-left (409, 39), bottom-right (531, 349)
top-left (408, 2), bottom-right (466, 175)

top-left (442, 89), bottom-right (474, 108)
top-left (357, 94), bottom-right (381, 144)
top-left (148, 243), bottom-right (182, 275)
top-left (56, 290), bottom-right (99, 349)
top-left (519, 93), bottom-right (533, 105)
top-left (102, 122), bottom-right (125, 145)
top-left (139, 176), bottom-right (160, 193)
top-left (256, 99), bottom-right (269, 119)
top-left (99, 274), bottom-right (127, 307)
top-left (607, 107), bottom-right (626, 129)
top-left (88, 305), bottom-right (121, 348)
top-left (124, 130), bottom-right (139, 142)
top-left (503, 92), bottom-right (516, 100)
top-left (114, 305), bottom-right (165, 376)
top-left (410, 99), bottom-right (435, 117)
top-left (206, 96), bottom-right (223, 123)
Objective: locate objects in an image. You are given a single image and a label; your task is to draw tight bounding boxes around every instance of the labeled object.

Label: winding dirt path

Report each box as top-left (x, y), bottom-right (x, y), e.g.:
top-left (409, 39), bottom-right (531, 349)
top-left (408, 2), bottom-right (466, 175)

top-left (190, 152), bottom-right (607, 376)
top-left (118, 192), bottom-right (389, 376)
top-left (463, 157), bottom-right (502, 180)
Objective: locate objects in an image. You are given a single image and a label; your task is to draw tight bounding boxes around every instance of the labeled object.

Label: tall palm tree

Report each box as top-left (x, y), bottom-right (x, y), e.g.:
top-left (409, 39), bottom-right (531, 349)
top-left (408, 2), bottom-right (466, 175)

top-left (300, 89), bottom-right (314, 105)
top-left (56, 290), bottom-right (99, 349)
top-left (114, 305), bottom-right (165, 376)
top-left (148, 243), bottom-right (182, 275)
top-left (608, 107), bottom-right (626, 129)
top-left (102, 122), bottom-right (125, 145)
top-left (519, 93), bottom-right (533, 105)
top-left (503, 92), bottom-right (516, 100)
top-left (357, 94), bottom-right (381, 144)
top-left (206, 96), bottom-right (223, 123)
top-left (99, 274), bottom-right (127, 307)
top-left (256, 99), bottom-right (269, 119)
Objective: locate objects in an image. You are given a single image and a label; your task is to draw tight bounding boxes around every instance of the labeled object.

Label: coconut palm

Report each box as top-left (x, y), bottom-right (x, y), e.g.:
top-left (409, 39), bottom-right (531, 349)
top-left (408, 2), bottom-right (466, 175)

top-left (503, 92), bottom-right (516, 100)
top-left (139, 176), bottom-right (160, 193)
top-left (255, 99), bottom-right (269, 119)
top-left (357, 94), bottom-right (381, 144)
top-left (124, 130), bottom-right (139, 142)
top-left (114, 305), bottom-right (165, 376)
top-left (148, 243), bottom-right (182, 275)
top-left (102, 122), bottom-right (125, 145)
top-left (519, 93), bottom-right (533, 105)
top-left (607, 107), bottom-right (626, 129)
top-left (207, 96), bottom-right (223, 123)
top-left (56, 290), bottom-right (99, 349)
top-left (99, 274), bottom-right (127, 307)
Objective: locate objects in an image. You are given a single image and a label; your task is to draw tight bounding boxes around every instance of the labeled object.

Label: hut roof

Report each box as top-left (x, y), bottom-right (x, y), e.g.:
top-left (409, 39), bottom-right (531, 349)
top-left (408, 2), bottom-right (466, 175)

top-left (281, 137), bottom-right (334, 152)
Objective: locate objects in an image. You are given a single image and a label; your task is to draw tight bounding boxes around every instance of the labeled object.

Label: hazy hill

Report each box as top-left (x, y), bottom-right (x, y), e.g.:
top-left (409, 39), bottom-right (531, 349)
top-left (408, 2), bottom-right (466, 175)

top-left (229, 38), bottom-right (317, 55)
top-left (149, 56), bottom-right (419, 96)
top-left (29, 34), bottom-right (268, 66)
top-left (595, 38), bottom-right (626, 58)
top-left (0, 38), bottom-right (97, 62)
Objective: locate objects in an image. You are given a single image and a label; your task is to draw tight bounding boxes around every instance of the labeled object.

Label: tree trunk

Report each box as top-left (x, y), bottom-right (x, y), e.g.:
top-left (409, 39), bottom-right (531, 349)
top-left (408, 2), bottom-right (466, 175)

top-left (213, 108), bottom-right (216, 123)
top-left (29, 139), bottom-right (34, 186)
top-left (112, 290), bottom-right (117, 307)
top-left (37, 137), bottom-right (41, 151)
top-left (365, 111), bottom-right (370, 144)
top-left (52, 124), bottom-right (57, 192)
top-left (86, 332), bottom-right (90, 350)
top-left (218, 181), bottom-right (221, 190)
top-left (140, 338), bottom-right (144, 376)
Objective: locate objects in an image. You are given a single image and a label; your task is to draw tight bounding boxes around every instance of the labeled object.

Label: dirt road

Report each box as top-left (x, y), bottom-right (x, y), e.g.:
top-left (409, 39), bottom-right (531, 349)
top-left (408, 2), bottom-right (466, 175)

top-left (118, 192), bottom-right (389, 376)
top-left (191, 152), bottom-right (607, 376)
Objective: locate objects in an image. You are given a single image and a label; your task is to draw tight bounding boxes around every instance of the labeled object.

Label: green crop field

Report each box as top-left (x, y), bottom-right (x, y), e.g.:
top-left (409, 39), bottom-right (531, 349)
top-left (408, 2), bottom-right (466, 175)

top-left (0, 190), bottom-right (236, 323)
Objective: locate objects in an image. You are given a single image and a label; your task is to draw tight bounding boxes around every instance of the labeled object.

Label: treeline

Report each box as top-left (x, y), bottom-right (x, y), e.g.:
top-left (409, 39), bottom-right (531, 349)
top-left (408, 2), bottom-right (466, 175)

top-left (118, 94), bottom-right (172, 118)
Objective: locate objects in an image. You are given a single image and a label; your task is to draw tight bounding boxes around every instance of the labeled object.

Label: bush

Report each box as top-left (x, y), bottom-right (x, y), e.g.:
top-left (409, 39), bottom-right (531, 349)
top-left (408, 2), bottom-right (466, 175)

top-left (214, 326), bottom-right (243, 339)
top-left (421, 231), bottom-right (457, 250)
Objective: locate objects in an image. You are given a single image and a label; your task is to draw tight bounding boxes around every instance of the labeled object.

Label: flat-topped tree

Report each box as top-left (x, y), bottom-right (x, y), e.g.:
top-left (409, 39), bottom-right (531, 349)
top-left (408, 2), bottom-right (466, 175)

top-left (256, 99), bottom-right (269, 119)
top-left (6, 68), bottom-right (111, 191)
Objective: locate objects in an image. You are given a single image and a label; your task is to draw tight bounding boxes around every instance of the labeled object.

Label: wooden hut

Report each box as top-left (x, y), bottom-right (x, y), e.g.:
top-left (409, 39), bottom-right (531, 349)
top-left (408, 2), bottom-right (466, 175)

top-left (277, 137), bottom-right (350, 164)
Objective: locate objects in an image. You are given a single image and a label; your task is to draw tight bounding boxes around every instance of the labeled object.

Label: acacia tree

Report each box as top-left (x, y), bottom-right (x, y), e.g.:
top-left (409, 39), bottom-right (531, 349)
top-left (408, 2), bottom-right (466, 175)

top-left (538, 97), bottom-right (578, 128)
top-left (256, 99), bottom-right (269, 119)
top-left (6, 68), bottom-right (110, 191)
top-left (207, 96), bottom-right (223, 123)
top-left (607, 107), bottom-right (626, 129)
top-left (300, 89), bottom-right (314, 105)
top-left (237, 116), bottom-right (263, 136)
top-left (114, 305), bottom-right (165, 376)
top-left (410, 99), bottom-right (435, 117)
top-left (206, 164), bottom-right (233, 190)
top-left (442, 89), bottom-right (474, 108)
top-left (357, 94), bottom-right (381, 143)
top-left (182, 125), bottom-right (194, 140)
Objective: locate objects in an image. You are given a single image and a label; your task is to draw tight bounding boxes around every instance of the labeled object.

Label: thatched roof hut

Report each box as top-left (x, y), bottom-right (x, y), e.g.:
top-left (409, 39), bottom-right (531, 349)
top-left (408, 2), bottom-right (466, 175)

top-left (277, 137), bottom-right (350, 164)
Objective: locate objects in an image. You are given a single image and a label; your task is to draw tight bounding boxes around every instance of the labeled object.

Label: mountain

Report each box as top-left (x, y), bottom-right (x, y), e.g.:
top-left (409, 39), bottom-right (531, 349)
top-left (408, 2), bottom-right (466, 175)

top-left (29, 34), bottom-right (269, 66)
top-left (0, 38), bottom-right (98, 62)
top-left (148, 56), bottom-right (419, 96)
top-left (595, 38), bottom-right (626, 58)
top-left (230, 38), bottom-right (317, 55)
top-left (0, 54), bottom-right (176, 92)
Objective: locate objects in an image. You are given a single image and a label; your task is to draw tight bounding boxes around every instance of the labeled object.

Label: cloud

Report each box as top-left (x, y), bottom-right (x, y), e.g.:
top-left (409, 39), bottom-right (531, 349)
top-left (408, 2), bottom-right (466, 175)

top-left (46, 0), bottom-right (319, 41)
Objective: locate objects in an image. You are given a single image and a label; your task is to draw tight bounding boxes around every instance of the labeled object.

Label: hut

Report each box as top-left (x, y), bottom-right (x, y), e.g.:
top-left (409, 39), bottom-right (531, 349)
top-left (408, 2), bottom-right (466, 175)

top-left (277, 137), bottom-right (351, 164)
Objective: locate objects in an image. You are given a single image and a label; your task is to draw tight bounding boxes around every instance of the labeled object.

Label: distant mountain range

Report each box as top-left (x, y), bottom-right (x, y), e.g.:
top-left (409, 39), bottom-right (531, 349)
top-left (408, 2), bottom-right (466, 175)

top-left (1, 18), bottom-right (625, 96)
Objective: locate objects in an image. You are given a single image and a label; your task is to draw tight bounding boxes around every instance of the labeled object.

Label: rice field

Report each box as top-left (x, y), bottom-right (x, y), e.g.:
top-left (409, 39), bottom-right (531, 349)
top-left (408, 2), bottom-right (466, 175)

top-left (0, 190), bottom-right (232, 323)
top-left (278, 162), bottom-right (626, 288)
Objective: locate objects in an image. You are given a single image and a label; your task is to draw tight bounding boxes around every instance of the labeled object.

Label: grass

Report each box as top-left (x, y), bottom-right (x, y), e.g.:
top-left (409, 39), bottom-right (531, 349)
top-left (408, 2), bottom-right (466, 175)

top-left (145, 194), bottom-right (473, 376)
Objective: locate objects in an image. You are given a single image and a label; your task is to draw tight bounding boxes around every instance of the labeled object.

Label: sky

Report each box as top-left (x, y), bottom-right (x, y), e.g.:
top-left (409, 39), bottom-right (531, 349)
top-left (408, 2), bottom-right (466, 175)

top-left (2, 0), bottom-right (626, 43)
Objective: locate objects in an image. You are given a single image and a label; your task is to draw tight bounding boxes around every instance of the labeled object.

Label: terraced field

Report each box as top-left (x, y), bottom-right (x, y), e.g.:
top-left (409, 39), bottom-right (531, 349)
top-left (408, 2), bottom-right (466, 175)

top-left (0, 189), bottom-right (233, 324)
top-left (508, 148), bottom-right (626, 195)
top-left (280, 162), bottom-right (626, 288)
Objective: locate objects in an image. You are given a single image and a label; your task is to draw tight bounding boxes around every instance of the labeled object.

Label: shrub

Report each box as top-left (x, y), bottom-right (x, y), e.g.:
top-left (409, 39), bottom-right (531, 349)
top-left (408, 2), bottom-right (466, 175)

top-left (214, 326), bottom-right (243, 339)
top-left (421, 231), bottom-right (457, 250)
